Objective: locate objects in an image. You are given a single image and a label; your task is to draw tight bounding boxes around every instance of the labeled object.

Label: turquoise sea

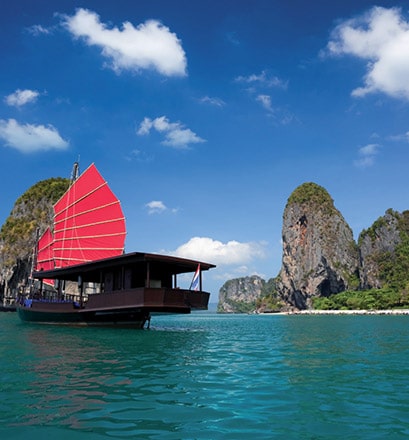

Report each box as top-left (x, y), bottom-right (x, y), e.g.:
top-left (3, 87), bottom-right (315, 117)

top-left (1, 312), bottom-right (409, 439)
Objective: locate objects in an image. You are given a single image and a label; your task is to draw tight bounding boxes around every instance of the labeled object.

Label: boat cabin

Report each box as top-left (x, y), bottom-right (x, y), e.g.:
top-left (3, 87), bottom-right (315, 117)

top-left (31, 252), bottom-right (215, 315)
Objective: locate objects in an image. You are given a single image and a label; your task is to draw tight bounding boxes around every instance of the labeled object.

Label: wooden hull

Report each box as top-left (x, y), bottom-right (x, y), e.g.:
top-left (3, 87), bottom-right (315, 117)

top-left (17, 288), bottom-right (210, 328)
top-left (0, 305), bottom-right (16, 312)
top-left (17, 304), bottom-right (149, 328)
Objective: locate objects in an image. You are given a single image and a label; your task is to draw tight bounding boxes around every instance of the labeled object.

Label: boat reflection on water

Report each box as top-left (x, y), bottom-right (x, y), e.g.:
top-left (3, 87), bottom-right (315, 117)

top-left (17, 321), bottom-right (211, 436)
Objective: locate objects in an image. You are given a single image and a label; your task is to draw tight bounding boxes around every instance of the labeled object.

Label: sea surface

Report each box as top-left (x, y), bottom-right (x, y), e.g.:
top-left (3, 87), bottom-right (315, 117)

top-left (1, 312), bottom-right (409, 439)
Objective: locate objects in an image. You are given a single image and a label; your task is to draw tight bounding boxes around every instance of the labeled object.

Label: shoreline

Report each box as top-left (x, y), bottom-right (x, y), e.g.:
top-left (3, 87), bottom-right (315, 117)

top-left (261, 309), bottom-right (409, 316)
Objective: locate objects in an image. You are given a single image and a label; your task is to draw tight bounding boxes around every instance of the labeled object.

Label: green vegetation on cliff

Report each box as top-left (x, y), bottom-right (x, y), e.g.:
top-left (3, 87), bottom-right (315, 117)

top-left (217, 276), bottom-right (285, 313)
top-left (381, 226), bottom-right (409, 291)
top-left (359, 209), bottom-right (409, 293)
top-left (217, 298), bottom-right (257, 314)
top-left (256, 278), bottom-right (285, 312)
top-left (217, 276), bottom-right (264, 313)
top-left (0, 177), bottom-right (69, 268)
top-left (287, 182), bottom-right (335, 210)
top-left (313, 210), bottom-right (409, 310)
top-left (358, 212), bottom-right (391, 245)
top-left (313, 288), bottom-right (409, 310)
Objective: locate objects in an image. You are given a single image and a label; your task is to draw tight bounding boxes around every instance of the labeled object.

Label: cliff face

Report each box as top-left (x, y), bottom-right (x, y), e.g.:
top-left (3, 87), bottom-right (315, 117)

top-left (0, 177), bottom-right (69, 298)
top-left (217, 275), bottom-right (265, 313)
top-left (358, 209), bottom-right (408, 289)
top-left (276, 183), bottom-right (360, 310)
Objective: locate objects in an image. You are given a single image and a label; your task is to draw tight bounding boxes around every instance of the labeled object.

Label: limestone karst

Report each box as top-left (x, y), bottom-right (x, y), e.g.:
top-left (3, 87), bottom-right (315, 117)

top-left (217, 183), bottom-right (409, 312)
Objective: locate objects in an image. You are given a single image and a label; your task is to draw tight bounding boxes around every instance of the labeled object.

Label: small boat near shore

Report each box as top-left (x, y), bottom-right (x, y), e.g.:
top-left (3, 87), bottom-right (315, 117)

top-left (17, 163), bottom-right (215, 328)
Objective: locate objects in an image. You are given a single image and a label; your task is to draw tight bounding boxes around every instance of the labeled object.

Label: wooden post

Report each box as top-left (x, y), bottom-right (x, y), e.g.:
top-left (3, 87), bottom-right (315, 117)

top-left (78, 275), bottom-right (83, 307)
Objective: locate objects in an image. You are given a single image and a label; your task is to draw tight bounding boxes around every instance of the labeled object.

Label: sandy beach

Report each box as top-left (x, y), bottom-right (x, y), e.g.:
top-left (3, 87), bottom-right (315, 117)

top-left (268, 309), bottom-right (409, 315)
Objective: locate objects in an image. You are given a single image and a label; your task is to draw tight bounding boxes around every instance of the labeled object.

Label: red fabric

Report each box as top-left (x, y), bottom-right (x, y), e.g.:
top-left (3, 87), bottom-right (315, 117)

top-left (36, 227), bottom-right (54, 271)
top-left (35, 227), bottom-right (55, 285)
top-left (52, 164), bottom-right (126, 268)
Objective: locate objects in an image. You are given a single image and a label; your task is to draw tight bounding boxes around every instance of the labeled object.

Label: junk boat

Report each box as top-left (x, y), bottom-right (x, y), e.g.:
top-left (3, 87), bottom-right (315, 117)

top-left (18, 252), bottom-right (214, 328)
top-left (17, 163), bottom-right (215, 328)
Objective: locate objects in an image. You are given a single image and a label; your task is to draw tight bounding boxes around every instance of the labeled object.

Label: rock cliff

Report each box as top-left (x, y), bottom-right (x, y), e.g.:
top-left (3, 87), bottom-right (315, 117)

top-left (217, 181), bottom-right (409, 312)
top-left (0, 177), bottom-right (69, 300)
top-left (276, 183), bottom-right (360, 309)
top-left (217, 275), bottom-right (265, 313)
top-left (219, 183), bottom-right (360, 311)
top-left (358, 209), bottom-right (409, 290)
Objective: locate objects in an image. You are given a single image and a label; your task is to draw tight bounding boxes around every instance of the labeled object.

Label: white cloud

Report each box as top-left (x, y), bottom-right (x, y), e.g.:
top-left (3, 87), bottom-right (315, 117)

top-left (327, 6), bottom-right (409, 100)
top-left (63, 8), bottom-right (187, 76)
top-left (145, 200), bottom-right (167, 214)
top-left (0, 119), bottom-right (69, 153)
top-left (125, 148), bottom-right (153, 162)
top-left (255, 95), bottom-right (295, 124)
top-left (5, 89), bottom-right (40, 107)
top-left (137, 116), bottom-right (205, 149)
top-left (144, 200), bottom-right (178, 214)
top-left (256, 94), bottom-right (273, 112)
top-left (354, 143), bottom-right (380, 168)
top-left (170, 236), bottom-right (266, 265)
top-left (388, 131), bottom-right (409, 142)
top-left (235, 70), bottom-right (288, 89)
top-left (199, 96), bottom-right (226, 107)
top-left (235, 70), bottom-right (292, 122)
top-left (27, 24), bottom-right (51, 36)
top-left (359, 144), bottom-right (379, 155)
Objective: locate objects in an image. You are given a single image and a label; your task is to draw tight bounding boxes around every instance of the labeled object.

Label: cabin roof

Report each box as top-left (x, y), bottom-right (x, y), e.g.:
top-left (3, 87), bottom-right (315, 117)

top-left (32, 251), bottom-right (216, 282)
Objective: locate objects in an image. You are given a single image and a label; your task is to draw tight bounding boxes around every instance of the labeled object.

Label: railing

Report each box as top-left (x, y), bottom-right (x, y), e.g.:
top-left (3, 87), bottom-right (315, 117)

top-left (85, 287), bottom-right (210, 311)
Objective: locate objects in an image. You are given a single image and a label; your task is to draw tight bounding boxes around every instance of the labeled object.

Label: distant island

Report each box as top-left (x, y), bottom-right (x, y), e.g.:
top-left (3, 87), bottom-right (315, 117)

top-left (218, 182), bottom-right (409, 313)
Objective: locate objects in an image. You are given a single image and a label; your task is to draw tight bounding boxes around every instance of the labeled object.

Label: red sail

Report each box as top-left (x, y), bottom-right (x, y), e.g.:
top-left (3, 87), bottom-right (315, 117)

top-left (35, 227), bottom-right (55, 286)
top-left (52, 163), bottom-right (126, 267)
top-left (36, 227), bottom-right (54, 271)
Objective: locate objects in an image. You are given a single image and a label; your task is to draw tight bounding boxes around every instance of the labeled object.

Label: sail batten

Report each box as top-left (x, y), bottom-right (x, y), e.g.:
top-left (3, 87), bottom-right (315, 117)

top-left (54, 202), bottom-right (124, 225)
top-left (53, 182), bottom-right (107, 216)
top-left (35, 163), bottom-right (126, 270)
top-left (54, 216), bottom-right (126, 230)
top-left (53, 248), bottom-right (125, 251)
top-left (54, 232), bottom-right (126, 239)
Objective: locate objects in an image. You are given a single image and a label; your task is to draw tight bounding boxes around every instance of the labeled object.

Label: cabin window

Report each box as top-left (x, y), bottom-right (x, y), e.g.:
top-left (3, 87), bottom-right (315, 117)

top-left (84, 282), bottom-right (101, 295)
top-left (148, 265), bottom-right (172, 288)
top-left (104, 272), bottom-right (113, 292)
top-left (149, 279), bottom-right (162, 288)
top-left (124, 268), bottom-right (132, 289)
top-left (127, 265), bottom-right (147, 288)
top-left (113, 269), bottom-right (123, 291)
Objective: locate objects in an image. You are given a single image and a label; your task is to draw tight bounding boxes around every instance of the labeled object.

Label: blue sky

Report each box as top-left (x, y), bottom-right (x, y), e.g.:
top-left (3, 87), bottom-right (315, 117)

top-left (2, 1), bottom-right (409, 302)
